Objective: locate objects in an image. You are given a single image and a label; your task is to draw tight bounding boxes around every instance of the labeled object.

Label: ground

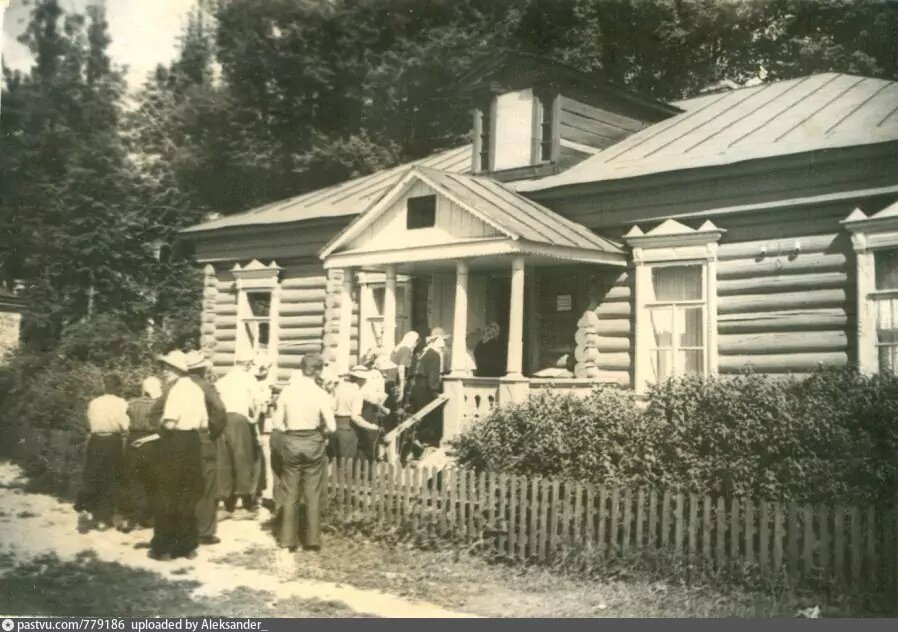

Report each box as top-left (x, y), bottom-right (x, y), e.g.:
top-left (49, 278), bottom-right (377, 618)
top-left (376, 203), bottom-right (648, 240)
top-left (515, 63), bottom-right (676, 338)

top-left (0, 461), bottom-right (868, 618)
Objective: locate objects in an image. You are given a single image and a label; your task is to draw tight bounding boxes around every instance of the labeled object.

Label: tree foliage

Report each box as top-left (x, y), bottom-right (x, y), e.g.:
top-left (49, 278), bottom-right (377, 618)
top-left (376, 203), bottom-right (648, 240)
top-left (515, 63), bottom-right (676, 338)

top-left (2, 0), bottom-right (896, 353)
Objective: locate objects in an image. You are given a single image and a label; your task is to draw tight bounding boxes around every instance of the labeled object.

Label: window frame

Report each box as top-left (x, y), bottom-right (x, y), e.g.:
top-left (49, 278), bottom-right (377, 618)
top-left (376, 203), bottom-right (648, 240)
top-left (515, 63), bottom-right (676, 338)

top-left (232, 260), bottom-right (281, 379)
top-left (625, 221), bottom-right (723, 394)
top-left (843, 208), bottom-right (898, 374)
top-left (357, 271), bottom-right (413, 354)
top-left (406, 195), bottom-right (437, 230)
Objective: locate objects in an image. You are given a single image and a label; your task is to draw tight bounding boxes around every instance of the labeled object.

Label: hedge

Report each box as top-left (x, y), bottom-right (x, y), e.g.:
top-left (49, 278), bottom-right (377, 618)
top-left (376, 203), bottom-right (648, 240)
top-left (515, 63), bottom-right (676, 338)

top-left (451, 368), bottom-right (898, 504)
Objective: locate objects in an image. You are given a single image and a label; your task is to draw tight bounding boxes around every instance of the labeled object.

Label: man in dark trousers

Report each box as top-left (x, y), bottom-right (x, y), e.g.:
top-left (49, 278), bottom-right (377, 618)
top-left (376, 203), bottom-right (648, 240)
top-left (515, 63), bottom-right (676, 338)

top-left (186, 351), bottom-right (228, 545)
top-left (270, 353), bottom-right (335, 580)
top-left (118, 376), bottom-right (163, 532)
top-left (409, 327), bottom-right (449, 449)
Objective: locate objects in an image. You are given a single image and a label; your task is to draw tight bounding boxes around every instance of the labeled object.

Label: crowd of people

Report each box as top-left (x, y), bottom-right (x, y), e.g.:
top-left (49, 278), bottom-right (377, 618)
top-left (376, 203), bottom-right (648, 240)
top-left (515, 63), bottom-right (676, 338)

top-left (73, 324), bottom-right (496, 574)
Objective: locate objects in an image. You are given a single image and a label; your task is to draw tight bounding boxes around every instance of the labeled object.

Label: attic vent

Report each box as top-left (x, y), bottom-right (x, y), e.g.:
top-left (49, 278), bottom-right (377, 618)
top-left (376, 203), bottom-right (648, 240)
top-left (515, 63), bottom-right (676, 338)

top-left (407, 195), bottom-right (436, 229)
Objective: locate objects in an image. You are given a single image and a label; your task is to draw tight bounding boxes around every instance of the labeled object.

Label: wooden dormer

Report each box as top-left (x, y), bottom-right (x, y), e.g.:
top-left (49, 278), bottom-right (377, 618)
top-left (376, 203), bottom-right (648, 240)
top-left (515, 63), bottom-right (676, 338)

top-left (461, 51), bottom-right (680, 181)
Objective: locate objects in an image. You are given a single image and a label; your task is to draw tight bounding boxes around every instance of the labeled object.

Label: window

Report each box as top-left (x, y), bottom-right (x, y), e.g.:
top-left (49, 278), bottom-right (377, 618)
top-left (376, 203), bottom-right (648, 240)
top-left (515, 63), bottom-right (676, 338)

top-left (358, 274), bottom-right (412, 354)
top-left (231, 260), bottom-right (281, 375)
top-left (625, 220), bottom-right (723, 393)
top-left (407, 195), bottom-right (436, 230)
top-left (242, 291), bottom-right (272, 356)
top-left (537, 93), bottom-right (557, 162)
top-left (479, 106), bottom-right (492, 172)
top-left (873, 250), bottom-right (898, 372)
top-left (646, 265), bottom-right (705, 382)
top-left (843, 203), bottom-right (898, 374)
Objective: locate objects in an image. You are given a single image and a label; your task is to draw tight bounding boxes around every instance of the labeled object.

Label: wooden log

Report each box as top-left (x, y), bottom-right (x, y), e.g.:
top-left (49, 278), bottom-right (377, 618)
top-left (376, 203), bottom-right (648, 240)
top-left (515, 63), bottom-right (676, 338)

top-left (595, 336), bottom-right (631, 353)
top-left (718, 289), bottom-right (848, 315)
top-left (279, 288), bottom-right (328, 303)
top-left (280, 276), bottom-right (327, 289)
top-left (595, 301), bottom-right (632, 318)
top-left (279, 327), bottom-right (326, 342)
top-left (718, 308), bottom-right (848, 334)
top-left (719, 331), bottom-right (848, 355)
top-left (717, 234), bottom-right (840, 261)
top-left (717, 253), bottom-right (848, 280)
top-left (719, 352), bottom-right (848, 372)
top-left (596, 352), bottom-right (631, 371)
top-left (278, 302), bottom-right (329, 316)
top-left (718, 271), bottom-right (846, 296)
top-left (594, 318), bottom-right (632, 337)
top-left (279, 315), bottom-right (326, 329)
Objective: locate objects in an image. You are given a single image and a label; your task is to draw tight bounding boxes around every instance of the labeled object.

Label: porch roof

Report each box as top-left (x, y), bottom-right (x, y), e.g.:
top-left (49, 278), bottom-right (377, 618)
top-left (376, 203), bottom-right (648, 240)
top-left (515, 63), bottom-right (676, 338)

top-left (320, 166), bottom-right (625, 269)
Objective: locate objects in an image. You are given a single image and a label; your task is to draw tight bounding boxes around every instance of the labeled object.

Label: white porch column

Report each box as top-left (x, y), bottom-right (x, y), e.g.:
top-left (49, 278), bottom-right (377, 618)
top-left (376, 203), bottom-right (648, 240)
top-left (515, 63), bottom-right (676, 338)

top-left (506, 256), bottom-right (525, 377)
top-left (336, 269), bottom-right (354, 375)
top-left (383, 265), bottom-right (397, 352)
top-left (450, 260), bottom-right (470, 376)
top-left (499, 256), bottom-right (529, 405)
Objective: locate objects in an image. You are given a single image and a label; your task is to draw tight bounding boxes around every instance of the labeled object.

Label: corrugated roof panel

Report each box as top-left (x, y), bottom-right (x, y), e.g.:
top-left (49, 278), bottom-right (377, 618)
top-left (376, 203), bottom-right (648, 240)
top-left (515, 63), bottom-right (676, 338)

top-left (518, 73), bottom-right (898, 192)
top-left (184, 145), bottom-right (472, 233)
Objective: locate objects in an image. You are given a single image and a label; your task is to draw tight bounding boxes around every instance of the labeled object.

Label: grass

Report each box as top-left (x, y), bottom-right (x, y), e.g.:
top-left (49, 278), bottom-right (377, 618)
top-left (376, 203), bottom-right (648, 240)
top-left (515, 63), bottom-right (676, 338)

top-left (218, 514), bottom-right (890, 618)
top-left (0, 551), bottom-right (366, 618)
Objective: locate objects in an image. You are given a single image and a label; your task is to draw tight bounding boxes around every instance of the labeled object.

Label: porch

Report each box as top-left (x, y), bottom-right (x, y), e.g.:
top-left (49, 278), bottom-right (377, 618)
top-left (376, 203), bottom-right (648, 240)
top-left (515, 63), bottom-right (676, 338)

top-left (319, 165), bottom-right (628, 443)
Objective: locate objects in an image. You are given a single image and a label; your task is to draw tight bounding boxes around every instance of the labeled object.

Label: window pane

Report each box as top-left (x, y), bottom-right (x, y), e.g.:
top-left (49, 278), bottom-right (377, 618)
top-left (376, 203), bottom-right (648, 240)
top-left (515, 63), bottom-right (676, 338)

top-left (243, 321), bottom-right (269, 349)
top-left (875, 249), bottom-right (898, 290)
top-left (679, 350), bottom-right (704, 374)
top-left (651, 265), bottom-right (702, 301)
top-left (677, 307), bottom-right (704, 347)
top-left (650, 307), bottom-right (673, 348)
top-left (246, 292), bottom-right (271, 318)
top-left (879, 346), bottom-right (898, 374)
top-left (876, 297), bottom-right (898, 343)
top-left (651, 349), bottom-right (673, 382)
top-left (372, 287), bottom-right (385, 316)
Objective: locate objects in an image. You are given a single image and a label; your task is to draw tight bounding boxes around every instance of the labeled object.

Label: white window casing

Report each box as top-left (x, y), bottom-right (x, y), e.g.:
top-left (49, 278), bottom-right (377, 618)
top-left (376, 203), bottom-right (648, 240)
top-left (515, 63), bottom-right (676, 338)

top-left (232, 260), bottom-right (282, 379)
top-left (356, 271), bottom-right (413, 355)
top-left (624, 220), bottom-right (724, 394)
top-left (842, 203), bottom-right (898, 374)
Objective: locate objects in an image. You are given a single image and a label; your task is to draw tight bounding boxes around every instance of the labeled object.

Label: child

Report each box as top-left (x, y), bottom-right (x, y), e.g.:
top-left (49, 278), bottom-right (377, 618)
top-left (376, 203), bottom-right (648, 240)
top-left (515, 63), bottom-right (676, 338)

top-left (75, 374), bottom-right (130, 531)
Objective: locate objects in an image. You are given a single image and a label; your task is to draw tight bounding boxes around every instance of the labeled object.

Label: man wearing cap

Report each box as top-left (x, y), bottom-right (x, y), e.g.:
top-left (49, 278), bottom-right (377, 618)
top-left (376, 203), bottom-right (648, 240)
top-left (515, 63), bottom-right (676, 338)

top-left (140, 350), bottom-right (207, 560)
top-left (118, 376), bottom-right (163, 532)
top-left (215, 350), bottom-right (264, 518)
top-left (409, 327), bottom-right (449, 448)
top-left (270, 353), bottom-right (335, 574)
top-left (185, 350), bottom-right (228, 545)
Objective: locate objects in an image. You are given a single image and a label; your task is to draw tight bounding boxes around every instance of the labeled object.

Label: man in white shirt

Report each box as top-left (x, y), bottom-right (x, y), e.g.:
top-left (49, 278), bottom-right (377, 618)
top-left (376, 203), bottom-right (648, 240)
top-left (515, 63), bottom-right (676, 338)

top-left (149, 350), bottom-right (207, 562)
top-left (271, 353), bottom-right (335, 572)
top-left (75, 374), bottom-right (129, 531)
top-left (215, 351), bottom-right (264, 517)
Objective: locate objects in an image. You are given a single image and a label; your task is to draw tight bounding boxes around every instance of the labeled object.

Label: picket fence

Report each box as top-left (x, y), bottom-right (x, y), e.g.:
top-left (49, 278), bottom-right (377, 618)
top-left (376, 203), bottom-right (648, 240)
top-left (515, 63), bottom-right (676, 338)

top-left (324, 458), bottom-right (898, 592)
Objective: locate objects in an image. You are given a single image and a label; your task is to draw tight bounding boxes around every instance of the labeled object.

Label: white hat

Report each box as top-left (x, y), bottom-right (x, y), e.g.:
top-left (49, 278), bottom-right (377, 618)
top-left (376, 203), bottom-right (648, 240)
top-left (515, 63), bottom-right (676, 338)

top-left (185, 350), bottom-right (207, 370)
top-left (158, 350), bottom-right (189, 373)
top-left (347, 364), bottom-right (370, 380)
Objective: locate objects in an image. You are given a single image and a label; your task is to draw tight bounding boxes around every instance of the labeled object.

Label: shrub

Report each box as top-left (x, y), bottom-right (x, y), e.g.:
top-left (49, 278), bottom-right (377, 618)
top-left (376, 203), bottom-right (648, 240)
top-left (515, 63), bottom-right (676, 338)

top-left (452, 368), bottom-right (898, 504)
top-left (451, 385), bottom-right (650, 485)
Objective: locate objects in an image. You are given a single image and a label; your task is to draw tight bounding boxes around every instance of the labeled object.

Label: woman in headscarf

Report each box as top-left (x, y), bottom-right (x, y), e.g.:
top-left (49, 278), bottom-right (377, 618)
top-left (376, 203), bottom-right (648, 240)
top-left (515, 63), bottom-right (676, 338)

top-left (390, 331), bottom-right (420, 408)
top-left (474, 322), bottom-right (506, 377)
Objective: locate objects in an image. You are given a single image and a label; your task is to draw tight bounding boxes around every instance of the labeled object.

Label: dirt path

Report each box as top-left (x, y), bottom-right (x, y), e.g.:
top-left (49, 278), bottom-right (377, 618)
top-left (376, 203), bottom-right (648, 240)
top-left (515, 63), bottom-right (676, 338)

top-left (0, 461), bottom-right (474, 618)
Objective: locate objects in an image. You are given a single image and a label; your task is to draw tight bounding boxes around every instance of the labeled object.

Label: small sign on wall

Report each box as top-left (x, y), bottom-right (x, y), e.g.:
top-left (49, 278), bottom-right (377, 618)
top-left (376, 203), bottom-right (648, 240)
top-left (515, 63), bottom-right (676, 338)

top-left (556, 294), bottom-right (572, 312)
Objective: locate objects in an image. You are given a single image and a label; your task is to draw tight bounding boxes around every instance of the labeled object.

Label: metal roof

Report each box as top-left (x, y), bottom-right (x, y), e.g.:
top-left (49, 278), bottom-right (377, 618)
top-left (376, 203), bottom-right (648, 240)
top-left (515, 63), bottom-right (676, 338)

top-left (321, 165), bottom-right (622, 259)
top-left (182, 145), bottom-right (472, 234)
top-left (414, 167), bottom-right (622, 253)
top-left (517, 73), bottom-right (898, 192)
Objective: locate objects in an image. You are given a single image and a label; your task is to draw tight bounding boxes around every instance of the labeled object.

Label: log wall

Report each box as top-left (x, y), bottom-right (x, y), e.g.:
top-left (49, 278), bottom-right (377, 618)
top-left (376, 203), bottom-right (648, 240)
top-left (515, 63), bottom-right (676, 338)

top-left (201, 259), bottom-right (359, 383)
